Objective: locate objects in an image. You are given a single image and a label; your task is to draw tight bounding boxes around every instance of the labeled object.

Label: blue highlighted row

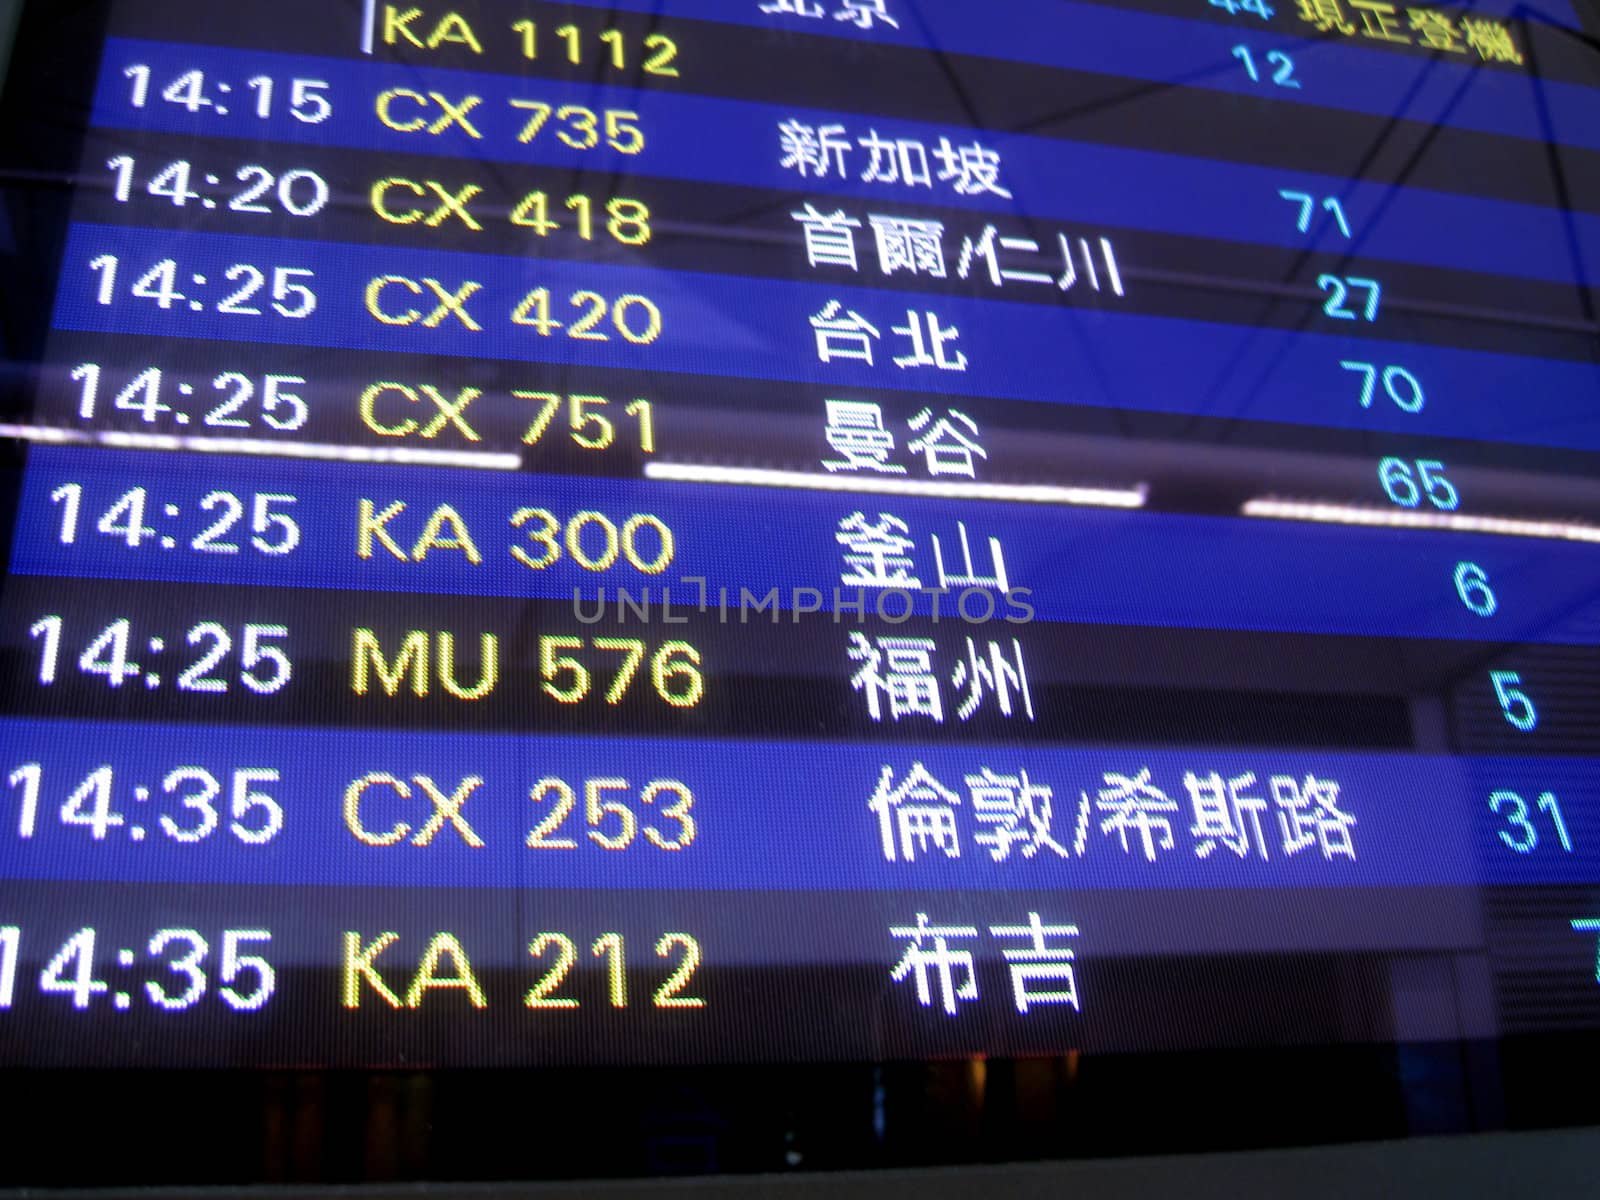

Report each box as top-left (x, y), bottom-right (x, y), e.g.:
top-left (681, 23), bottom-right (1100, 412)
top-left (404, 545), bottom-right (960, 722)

top-left (50, 223), bottom-right (1600, 456)
top-left (91, 38), bottom-right (1600, 288)
top-left (0, 717), bottom-right (1595, 892)
top-left (492, 0), bottom-right (1600, 153)
top-left (547, 0), bottom-right (1588, 45)
top-left (12, 444), bottom-right (1600, 646)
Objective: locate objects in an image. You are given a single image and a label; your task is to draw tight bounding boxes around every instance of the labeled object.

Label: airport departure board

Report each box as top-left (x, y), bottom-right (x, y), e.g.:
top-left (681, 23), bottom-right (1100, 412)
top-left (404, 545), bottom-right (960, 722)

top-left (1, 0), bottom-right (1599, 1087)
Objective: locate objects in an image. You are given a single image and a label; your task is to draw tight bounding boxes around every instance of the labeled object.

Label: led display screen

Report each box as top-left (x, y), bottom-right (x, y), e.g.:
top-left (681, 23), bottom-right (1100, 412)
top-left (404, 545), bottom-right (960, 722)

top-left (0, 0), bottom-right (1598, 1138)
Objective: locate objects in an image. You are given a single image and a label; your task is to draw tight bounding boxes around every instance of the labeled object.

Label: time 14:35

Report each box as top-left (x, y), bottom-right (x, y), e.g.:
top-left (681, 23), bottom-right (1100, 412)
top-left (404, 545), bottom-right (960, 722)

top-left (6, 762), bottom-right (283, 845)
top-left (0, 925), bottom-right (275, 1013)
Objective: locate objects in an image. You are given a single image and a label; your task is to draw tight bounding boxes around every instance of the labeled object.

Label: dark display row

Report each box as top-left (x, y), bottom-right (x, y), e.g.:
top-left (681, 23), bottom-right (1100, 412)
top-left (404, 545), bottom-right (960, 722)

top-left (23, 333), bottom-right (1600, 491)
top-left (2, 879), bottom-right (1594, 1066)
top-left (1, 574), bottom-right (1595, 753)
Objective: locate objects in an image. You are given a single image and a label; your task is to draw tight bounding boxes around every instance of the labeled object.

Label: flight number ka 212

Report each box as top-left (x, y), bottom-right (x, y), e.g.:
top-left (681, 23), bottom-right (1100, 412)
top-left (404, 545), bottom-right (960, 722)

top-left (342, 927), bottom-right (703, 1011)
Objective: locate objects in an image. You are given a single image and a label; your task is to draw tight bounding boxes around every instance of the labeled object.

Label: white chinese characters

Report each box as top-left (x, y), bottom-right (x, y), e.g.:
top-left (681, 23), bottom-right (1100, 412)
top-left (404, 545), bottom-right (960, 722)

top-left (872, 215), bottom-right (947, 277)
top-left (821, 401), bottom-right (988, 479)
top-left (835, 512), bottom-right (1009, 590)
top-left (792, 205), bottom-right (863, 270)
top-left (1186, 770), bottom-right (1270, 861)
top-left (1095, 767), bottom-right (1357, 863)
top-left (1095, 768), bottom-right (1179, 862)
top-left (1272, 773), bottom-right (1357, 860)
top-left (873, 762), bottom-right (1072, 861)
top-left (890, 910), bottom-right (1080, 1015)
top-left (870, 762), bottom-right (961, 861)
top-left (959, 226), bottom-right (1125, 296)
top-left (889, 913), bottom-right (978, 1014)
top-left (908, 408), bottom-right (985, 476)
top-left (791, 205), bottom-right (1126, 298)
top-left (969, 768), bottom-right (1070, 861)
top-left (837, 511), bottom-right (920, 587)
top-left (779, 121), bottom-right (1011, 198)
top-left (849, 633), bottom-right (944, 721)
top-left (810, 302), bottom-right (967, 372)
top-left (867, 763), bottom-right (1358, 865)
top-left (760, 0), bottom-right (900, 30)
top-left (892, 310), bottom-right (967, 371)
top-left (809, 300), bottom-right (881, 365)
top-left (850, 634), bottom-right (1033, 725)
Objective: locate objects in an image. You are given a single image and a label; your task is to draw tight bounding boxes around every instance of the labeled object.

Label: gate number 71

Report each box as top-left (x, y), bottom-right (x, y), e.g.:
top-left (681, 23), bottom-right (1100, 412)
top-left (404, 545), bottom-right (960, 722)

top-left (1279, 189), bottom-right (1351, 238)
